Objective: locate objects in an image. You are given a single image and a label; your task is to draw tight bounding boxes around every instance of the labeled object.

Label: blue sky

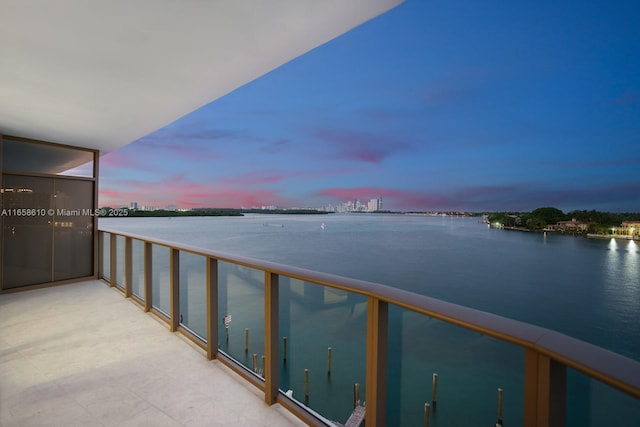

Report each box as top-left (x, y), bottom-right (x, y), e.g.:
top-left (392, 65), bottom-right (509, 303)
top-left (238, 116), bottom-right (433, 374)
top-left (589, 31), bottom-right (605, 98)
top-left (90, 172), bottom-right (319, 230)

top-left (100, 0), bottom-right (640, 212)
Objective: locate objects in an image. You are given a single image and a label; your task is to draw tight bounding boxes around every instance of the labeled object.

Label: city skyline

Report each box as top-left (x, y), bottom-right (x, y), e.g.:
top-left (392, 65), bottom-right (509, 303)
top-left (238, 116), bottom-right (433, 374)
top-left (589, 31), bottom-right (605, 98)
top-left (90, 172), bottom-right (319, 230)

top-left (99, 0), bottom-right (640, 213)
top-left (118, 196), bottom-right (385, 213)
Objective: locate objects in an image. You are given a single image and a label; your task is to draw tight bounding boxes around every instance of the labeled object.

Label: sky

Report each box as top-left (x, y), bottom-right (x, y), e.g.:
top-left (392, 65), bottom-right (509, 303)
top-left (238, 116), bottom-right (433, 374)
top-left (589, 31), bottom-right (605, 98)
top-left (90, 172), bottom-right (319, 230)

top-left (99, 0), bottom-right (640, 213)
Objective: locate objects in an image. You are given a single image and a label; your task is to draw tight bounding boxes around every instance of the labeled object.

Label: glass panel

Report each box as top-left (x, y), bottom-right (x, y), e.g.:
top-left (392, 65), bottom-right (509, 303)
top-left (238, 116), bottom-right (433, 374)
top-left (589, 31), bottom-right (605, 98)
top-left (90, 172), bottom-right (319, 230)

top-left (179, 252), bottom-right (206, 339)
top-left (218, 262), bottom-right (264, 373)
top-left (387, 306), bottom-right (524, 426)
top-left (278, 277), bottom-right (367, 423)
top-left (566, 368), bottom-right (640, 426)
top-left (131, 239), bottom-right (145, 299)
top-left (102, 232), bottom-right (110, 280)
top-left (1, 175), bottom-right (53, 288)
top-left (152, 245), bottom-right (170, 316)
top-left (114, 235), bottom-right (125, 289)
top-left (53, 179), bottom-right (94, 281)
top-left (2, 138), bottom-right (94, 177)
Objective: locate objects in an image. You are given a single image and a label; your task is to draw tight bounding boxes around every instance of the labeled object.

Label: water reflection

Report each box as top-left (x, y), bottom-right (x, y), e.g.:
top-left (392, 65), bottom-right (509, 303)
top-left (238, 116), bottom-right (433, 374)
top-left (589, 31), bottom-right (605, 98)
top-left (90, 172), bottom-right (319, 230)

top-left (624, 241), bottom-right (639, 289)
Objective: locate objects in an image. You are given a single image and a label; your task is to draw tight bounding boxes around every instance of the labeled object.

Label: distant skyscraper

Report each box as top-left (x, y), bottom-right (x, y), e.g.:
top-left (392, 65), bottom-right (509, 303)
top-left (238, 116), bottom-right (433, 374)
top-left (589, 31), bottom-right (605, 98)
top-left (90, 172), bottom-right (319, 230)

top-left (368, 196), bottom-right (383, 212)
top-left (130, 201), bottom-right (138, 210)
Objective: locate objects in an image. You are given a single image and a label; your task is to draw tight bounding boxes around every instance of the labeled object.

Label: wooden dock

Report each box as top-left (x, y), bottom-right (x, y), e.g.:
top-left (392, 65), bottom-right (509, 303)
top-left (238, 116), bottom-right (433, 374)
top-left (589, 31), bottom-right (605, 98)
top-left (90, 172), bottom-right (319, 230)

top-left (336, 405), bottom-right (365, 427)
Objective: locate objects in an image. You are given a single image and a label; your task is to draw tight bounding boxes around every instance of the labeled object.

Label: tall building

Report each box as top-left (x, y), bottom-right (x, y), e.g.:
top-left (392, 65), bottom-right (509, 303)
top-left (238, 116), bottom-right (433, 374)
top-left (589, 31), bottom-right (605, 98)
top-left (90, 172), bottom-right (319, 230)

top-left (368, 196), bottom-right (383, 212)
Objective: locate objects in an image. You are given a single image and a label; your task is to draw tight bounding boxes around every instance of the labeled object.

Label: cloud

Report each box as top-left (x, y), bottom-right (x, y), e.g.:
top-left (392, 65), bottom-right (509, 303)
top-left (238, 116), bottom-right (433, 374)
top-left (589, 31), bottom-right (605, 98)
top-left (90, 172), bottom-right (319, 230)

top-left (100, 150), bottom-right (145, 169)
top-left (313, 181), bottom-right (640, 213)
top-left (221, 166), bottom-right (370, 187)
top-left (134, 132), bottom-right (223, 161)
top-left (222, 170), bottom-right (289, 186)
top-left (99, 173), bottom-right (294, 209)
top-left (260, 138), bottom-right (290, 154)
top-left (313, 129), bottom-right (410, 164)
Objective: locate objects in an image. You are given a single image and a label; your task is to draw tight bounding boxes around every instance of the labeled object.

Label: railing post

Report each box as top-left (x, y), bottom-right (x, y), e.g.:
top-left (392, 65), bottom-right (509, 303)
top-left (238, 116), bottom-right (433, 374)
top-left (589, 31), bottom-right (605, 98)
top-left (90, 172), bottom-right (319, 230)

top-left (206, 258), bottom-right (218, 360)
top-left (524, 349), bottom-right (567, 427)
top-left (143, 242), bottom-right (152, 312)
top-left (264, 271), bottom-right (280, 405)
top-left (548, 358), bottom-right (567, 426)
top-left (365, 296), bottom-right (388, 426)
top-left (98, 231), bottom-right (104, 278)
top-left (124, 237), bottom-right (132, 297)
top-left (169, 248), bottom-right (180, 332)
top-left (109, 233), bottom-right (116, 287)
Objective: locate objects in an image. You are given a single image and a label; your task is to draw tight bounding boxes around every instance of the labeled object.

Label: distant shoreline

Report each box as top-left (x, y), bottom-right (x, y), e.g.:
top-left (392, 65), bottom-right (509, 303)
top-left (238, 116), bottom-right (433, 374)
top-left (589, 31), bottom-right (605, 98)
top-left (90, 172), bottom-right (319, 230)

top-left (494, 225), bottom-right (639, 241)
top-left (587, 233), bottom-right (640, 241)
top-left (98, 208), bottom-right (331, 218)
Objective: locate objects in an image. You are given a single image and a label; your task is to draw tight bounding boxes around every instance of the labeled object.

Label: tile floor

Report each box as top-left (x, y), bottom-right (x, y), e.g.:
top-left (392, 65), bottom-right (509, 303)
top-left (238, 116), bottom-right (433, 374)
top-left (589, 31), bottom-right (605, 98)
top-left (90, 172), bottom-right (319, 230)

top-left (0, 280), bottom-right (307, 426)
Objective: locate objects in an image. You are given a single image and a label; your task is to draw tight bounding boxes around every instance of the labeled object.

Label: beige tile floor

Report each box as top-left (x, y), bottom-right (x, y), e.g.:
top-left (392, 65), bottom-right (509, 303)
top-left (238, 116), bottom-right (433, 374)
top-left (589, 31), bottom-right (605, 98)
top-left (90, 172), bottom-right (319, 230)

top-left (0, 280), bottom-right (307, 427)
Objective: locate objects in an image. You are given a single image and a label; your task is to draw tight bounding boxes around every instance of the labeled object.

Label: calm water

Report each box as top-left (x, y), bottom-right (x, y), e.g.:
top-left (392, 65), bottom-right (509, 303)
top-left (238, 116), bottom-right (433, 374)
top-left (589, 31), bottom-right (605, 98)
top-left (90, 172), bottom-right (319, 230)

top-left (101, 213), bottom-right (640, 358)
top-left (100, 214), bottom-right (640, 425)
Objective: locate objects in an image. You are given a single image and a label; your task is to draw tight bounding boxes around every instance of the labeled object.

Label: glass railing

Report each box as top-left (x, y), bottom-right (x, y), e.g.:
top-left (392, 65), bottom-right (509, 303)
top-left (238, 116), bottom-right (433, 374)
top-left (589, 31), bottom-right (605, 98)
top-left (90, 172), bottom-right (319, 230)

top-left (179, 251), bottom-right (207, 339)
top-left (131, 239), bottom-right (144, 300)
top-left (98, 228), bottom-right (640, 427)
top-left (114, 235), bottom-right (125, 289)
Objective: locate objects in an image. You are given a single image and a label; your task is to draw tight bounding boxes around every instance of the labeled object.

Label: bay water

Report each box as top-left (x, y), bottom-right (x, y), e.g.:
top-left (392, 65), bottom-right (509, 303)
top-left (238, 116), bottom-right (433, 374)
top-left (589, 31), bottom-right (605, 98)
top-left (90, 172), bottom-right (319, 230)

top-left (100, 214), bottom-right (640, 425)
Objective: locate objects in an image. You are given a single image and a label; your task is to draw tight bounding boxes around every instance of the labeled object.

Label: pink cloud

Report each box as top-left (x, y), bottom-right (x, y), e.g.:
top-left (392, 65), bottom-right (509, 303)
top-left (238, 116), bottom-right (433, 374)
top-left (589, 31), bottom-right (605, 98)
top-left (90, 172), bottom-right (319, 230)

top-left (223, 167), bottom-right (364, 187)
top-left (313, 129), bottom-right (409, 164)
top-left (99, 174), bottom-right (294, 209)
top-left (174, 188), bottom-right (290, 209)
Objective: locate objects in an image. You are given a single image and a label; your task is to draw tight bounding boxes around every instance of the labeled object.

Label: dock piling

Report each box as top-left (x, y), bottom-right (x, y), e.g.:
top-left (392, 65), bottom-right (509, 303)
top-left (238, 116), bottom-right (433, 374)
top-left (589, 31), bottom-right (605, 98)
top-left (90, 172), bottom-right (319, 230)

top-left (424, 402), bottom-right (430, 427)
top-left (283, 337), bottom-right (287, 364)
top-left (432, 373), bottom-right (438, 409)
top-left (353, 383), bottom-right (360, 408)
top-left (497, 387), bottom-right (503, 426)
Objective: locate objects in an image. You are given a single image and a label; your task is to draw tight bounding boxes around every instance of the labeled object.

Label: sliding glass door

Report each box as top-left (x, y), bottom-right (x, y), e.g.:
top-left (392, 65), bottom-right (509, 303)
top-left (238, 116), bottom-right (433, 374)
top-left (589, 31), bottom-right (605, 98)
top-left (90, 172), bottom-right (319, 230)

top-left (1, 175), bottom-right (95, 289)
top-left (2, 175), bottom-right (54, 288)
top-left (53, 179), bottom-right (94, 281)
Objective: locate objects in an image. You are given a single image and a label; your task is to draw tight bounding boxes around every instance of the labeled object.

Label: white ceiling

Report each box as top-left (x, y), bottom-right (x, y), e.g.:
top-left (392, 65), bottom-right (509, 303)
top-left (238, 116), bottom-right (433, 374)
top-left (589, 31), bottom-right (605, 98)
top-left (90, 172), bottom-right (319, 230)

top-left (0, 0), bottom-right (403, 154)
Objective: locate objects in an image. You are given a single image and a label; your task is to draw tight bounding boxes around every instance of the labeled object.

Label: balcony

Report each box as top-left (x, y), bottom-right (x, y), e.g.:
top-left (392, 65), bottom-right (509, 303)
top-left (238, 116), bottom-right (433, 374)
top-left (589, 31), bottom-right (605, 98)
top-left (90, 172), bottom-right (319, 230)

top-left (3, 227), bottom-right (639, 426)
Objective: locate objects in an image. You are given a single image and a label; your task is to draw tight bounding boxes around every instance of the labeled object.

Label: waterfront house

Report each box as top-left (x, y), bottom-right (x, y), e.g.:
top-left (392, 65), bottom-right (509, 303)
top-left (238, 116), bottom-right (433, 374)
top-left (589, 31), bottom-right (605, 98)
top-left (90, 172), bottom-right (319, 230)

top-left (553, 218), bottom-right (589, 232)
top-left (616, 221), bottom-right (640, 237)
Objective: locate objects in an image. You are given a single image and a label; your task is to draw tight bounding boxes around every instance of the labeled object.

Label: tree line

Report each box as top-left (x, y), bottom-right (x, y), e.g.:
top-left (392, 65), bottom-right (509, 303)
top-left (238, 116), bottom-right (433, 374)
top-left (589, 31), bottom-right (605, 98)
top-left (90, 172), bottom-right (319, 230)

top-left (487, 207), bottom-right (640, 233)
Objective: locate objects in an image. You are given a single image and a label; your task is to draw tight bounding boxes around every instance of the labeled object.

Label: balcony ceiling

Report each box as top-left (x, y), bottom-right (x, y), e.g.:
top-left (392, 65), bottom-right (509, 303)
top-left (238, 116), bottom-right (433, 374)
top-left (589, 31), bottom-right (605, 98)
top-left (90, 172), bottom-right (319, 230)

top-left (0, 0), bottom-right (402, 154)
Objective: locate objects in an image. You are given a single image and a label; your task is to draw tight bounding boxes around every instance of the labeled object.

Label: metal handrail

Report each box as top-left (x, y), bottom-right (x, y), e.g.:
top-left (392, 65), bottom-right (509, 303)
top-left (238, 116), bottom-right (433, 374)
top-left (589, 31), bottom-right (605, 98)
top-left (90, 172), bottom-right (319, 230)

top-left (98, 227), bottom-right (640, 425)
